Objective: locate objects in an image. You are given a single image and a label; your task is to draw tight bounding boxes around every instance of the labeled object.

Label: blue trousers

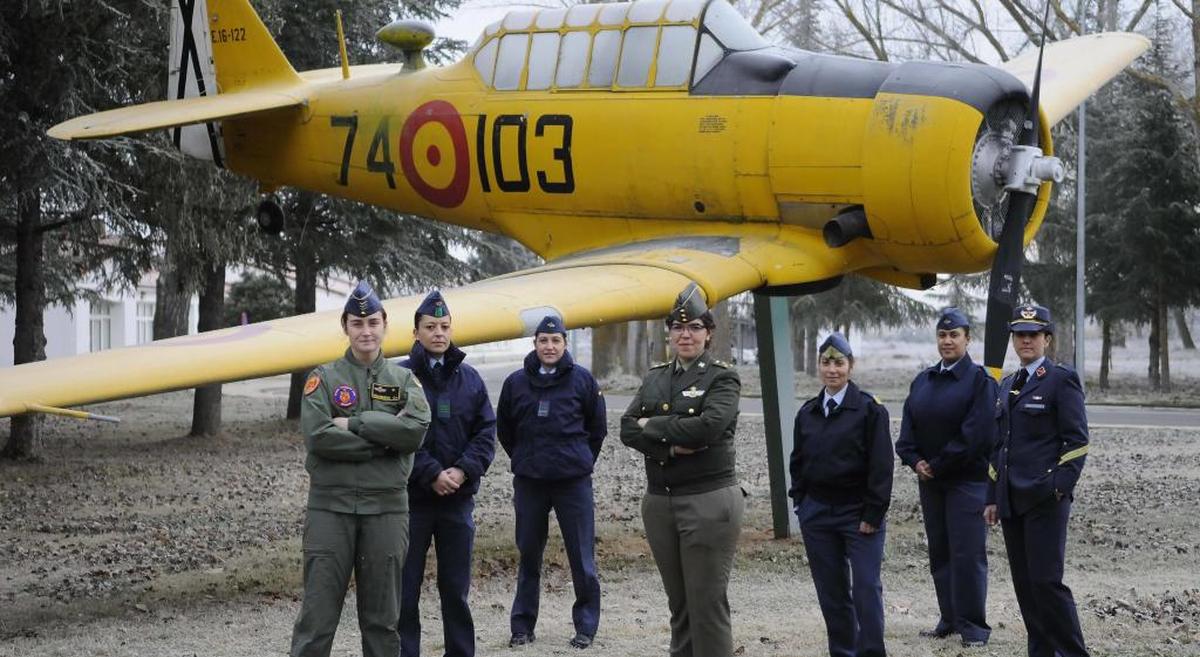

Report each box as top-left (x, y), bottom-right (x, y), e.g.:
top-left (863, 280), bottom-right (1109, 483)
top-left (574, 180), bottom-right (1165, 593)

top-left (510, 474), bottom-right (601, 638)
top-left (400, 497), bottom-right (476, 657)
top-left (797, 498), bottom-right (886, 657)
top-left (1001, 496), bottom-right (1088, 657)
top-left (918, 479), bottom-right (990, 642)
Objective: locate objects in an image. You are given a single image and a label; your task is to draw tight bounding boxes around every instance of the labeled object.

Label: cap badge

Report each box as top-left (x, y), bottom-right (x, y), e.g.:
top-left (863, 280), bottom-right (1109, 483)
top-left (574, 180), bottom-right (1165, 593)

top-left (1021, 308), bottom-right (1036, 320)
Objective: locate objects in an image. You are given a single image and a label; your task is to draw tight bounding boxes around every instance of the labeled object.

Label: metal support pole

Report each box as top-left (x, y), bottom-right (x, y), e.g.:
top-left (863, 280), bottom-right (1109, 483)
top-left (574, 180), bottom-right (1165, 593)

top-left (753, 293), bottom-right (799, 538)
top-left (1076, 102), bottom-right (1086, 387)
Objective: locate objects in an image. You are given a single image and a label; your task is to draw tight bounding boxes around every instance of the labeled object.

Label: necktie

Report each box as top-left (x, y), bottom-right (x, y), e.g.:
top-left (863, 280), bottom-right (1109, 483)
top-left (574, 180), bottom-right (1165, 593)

top-left (825, 398), bottom-right (838, 416)
top-left (1009, 368), bottom-right (1030, 406)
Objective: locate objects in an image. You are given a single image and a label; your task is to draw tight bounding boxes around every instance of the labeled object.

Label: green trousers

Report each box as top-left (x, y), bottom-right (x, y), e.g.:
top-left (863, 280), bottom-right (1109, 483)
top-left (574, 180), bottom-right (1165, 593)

top-left (642, 484), bottom-right (745, 657)
top-left (290, 509), bottom-right (409, 657)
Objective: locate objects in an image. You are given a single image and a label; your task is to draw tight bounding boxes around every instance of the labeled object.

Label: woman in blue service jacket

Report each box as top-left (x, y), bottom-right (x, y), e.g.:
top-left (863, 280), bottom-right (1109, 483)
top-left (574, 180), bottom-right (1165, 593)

top-left (895, 308), bottom-right (997, 648)
top-left (789, 333), bottom-right (893, 657)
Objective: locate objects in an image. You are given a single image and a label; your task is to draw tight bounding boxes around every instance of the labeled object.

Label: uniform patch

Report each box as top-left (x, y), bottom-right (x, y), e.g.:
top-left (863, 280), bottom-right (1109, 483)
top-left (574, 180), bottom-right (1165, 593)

top-left (537, 400), bottom-right (550, 417)
top-left (371, 383), bottom-right (401, 402)
top-left (303, 374), bottom-right (321, 396)
top-left (332, 385), bottom-right (358, 408)
top-left (682, 389), bottom-right (705, 398)
top-left (1035, 366), bottom-right (1047, 378)
top-left (437, 399), bottom-right (451, 418)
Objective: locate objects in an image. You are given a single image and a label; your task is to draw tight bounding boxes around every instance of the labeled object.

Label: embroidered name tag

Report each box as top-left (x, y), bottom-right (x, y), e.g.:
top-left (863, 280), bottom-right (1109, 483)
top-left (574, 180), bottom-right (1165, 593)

top-left (437, 399), bottom-right (451, 418)
top-left (537, 400), bottom-right (550, 417)
top-left (1022, 403), bottom-right (1046, 410)
top-left (681, 389), bottom-right (706, 398)
top-left (371, 383), bottom-right (401, 402)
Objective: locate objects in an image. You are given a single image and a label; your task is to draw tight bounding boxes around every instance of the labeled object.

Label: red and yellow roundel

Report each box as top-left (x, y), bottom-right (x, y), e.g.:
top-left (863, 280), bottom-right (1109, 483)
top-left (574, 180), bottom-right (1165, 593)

top-left (303, 373), bottom-right (321, 396)
top-left (400, 100), bottom-right (470, 208)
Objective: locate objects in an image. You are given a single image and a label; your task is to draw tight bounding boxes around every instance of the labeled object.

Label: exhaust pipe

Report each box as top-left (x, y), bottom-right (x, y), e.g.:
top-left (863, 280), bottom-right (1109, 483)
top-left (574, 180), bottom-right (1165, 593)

top-left (823, 208), bottom-right (872, 248)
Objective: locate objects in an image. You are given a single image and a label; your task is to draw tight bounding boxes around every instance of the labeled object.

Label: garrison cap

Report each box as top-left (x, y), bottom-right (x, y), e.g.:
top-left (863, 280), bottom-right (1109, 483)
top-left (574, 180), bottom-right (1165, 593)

top-left (414, 289), bottom-right (449, 325)
top-left (535, 314), bottom-right (567, 336)
top-left (1009, 303), bottom-right (1053, 333)
top-left (345, 280), bottom-right (383, 317)
top-left (819, 332), bottom-right (853, 359)
top-left (937, 307), bottom-right (970, 331)
top-left (666, 282), bottom-right (714, 328)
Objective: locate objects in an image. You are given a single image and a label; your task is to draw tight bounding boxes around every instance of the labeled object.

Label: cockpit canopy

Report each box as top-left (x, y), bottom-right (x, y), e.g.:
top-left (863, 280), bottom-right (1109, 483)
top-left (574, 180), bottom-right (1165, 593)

top-left (470, 0), bottom-right (768, 91)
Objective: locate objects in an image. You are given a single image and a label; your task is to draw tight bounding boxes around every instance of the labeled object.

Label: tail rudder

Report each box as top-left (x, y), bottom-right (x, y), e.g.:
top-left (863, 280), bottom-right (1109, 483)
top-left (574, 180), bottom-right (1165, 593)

top-left (206, 0), bottom-right (303, 91)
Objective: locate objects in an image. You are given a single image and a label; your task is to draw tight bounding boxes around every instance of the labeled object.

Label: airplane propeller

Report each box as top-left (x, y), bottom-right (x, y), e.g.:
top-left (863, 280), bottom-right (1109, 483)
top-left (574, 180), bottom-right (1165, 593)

top-left (979, 1), bottom-right (1065, 378)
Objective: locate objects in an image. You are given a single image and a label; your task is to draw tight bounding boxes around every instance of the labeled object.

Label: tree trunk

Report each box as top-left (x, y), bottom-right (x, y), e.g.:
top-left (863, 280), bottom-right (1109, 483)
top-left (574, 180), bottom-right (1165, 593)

top-left (1099, 319), bottom-right (1112, 390)
top-left (1113, 322), bottom-right (1126, 347)
top-left (287, 256), bottom-right (320, 419)
top-left (793, 323), bottom-right (806, 372)
top-left (710, 299), bottom-right (733, 363)
top-left (1174, 308), bottom-right (1195, 350)
top-left (1160, 302), bottom-right (1171, 392)
top-left (590, 322), bottom-right (630, 380)
top-left (2, 187), bottom-right (47, 460)
top-left (1148, 300), bottom-right (1161, 389)
top-left (153, 243), bottom-right (191, 340)
top-left (190, 261), bottom-right (226, 437)
top-left (646, 320), bottom-right (667, 367)
top-left (805, 318), bottom-right (818, 377)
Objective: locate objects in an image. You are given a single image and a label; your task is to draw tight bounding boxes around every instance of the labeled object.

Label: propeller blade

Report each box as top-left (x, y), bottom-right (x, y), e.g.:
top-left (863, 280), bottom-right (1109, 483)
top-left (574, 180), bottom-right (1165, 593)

top-left (982, 1), bottom-right (1053, 379)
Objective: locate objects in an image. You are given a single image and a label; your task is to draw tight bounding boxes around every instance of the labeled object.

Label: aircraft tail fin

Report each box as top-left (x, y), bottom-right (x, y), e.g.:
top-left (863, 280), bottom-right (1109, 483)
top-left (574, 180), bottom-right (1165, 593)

top-left (166, 0), bottom-right (302, 163)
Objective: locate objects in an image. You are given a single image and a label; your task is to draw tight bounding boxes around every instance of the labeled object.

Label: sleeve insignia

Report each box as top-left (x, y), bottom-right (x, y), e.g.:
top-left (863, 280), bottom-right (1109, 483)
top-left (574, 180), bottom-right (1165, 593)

top-left (303, 373), bottom-right (321, 396)
top-left (332, 384), bottom-right (358, 408)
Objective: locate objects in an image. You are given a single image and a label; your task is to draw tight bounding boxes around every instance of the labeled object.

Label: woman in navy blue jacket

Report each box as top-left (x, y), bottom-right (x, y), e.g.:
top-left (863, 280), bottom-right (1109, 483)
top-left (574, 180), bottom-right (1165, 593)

top-left (895, 308), bottom-right (997, 647)
top-left (497, 315), bottom-right (607, 650)
top-left (790, 333), bottom-right (893, 657)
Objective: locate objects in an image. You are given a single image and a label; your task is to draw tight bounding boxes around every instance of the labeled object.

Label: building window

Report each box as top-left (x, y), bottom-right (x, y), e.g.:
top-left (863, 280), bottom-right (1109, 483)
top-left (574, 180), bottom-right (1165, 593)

top-left (136, 301), bottom-right (154, 345)
top-left (89, 300), bottom-right (113, 352)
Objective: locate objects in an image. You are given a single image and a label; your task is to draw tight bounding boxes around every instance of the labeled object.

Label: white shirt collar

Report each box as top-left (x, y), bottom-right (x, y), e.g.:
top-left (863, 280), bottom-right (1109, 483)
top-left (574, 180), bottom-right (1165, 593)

top-left (1022, 356), bottom-right (1046, 378)
top-left (539, 366), bottom-right (557, 375)
top-left (430, 355), bottom-right (444, 367)
top-left (822, 385), bottom-right (848, 414)
top-left (940, 357), bottom-right (962, 373)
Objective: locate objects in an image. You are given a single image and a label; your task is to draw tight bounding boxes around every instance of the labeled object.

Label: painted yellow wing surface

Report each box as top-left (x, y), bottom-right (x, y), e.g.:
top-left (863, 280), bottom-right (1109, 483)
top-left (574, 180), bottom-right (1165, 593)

top-left (47, 89), bottom-right (306, 140)
top-left (1000, 32), bottom-right (1150, 127)
top-left (0, 238), bottom-right (780, 418)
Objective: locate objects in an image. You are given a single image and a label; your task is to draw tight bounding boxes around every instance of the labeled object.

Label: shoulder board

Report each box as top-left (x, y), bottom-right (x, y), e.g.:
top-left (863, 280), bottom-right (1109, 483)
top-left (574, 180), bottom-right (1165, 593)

top-left (710, 359), bottom-right (730, 369)
top-left (649, 361), bottom-right (670, 370)
top-left (859, 390), bottom-right (883, 405)
top-left (1055, 362), bottom-right (1072, 370)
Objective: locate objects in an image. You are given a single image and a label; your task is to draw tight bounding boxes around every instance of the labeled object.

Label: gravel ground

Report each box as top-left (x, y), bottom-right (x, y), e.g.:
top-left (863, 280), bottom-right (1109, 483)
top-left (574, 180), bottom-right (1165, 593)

top-left (2, 384), bottom-right (1199, 656)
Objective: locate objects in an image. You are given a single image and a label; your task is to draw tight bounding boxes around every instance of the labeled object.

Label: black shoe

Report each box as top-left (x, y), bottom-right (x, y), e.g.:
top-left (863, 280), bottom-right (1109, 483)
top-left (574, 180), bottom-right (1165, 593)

top-left (569, 633), bottom-right (594, 649)
top-left (961, 638), bottom-right (988, 648)
top-left (919, 626), bottom-right (952, 639)
top-left (509, 633), bottom-right (535, 647)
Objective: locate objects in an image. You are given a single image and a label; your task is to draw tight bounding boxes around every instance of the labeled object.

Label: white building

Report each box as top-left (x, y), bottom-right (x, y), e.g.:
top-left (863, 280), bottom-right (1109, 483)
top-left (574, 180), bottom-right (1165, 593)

top-left (0, 268), bottom-right (356, 365)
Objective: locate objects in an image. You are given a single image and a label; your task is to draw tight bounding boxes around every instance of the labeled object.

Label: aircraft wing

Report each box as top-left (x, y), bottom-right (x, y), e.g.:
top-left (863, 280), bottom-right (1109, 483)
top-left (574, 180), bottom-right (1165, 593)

top-left (0, 237), bottom-right (778, 418)
top-left (999, 32), bottom-right (1149, 127)
top-left (47, 89), bottom-right (306, 140)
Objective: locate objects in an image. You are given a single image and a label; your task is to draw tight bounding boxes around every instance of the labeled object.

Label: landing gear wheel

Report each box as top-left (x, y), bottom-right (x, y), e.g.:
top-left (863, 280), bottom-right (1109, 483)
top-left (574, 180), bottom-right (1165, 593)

top-left (255, 199), bottom-right (285, 235)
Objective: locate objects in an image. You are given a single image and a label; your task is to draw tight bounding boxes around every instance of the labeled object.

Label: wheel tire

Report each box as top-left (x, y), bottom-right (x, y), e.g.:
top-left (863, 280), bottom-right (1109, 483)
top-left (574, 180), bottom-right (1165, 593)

top-left (256, 200), bottom-right (285, 235)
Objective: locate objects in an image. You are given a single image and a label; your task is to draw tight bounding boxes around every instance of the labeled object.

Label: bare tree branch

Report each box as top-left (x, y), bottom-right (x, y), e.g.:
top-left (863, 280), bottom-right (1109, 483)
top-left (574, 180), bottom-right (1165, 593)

top-left (881, 0), bottom-right (984, 63)
top-left (996, 0), bottom-right (1038, 42)
top-left (1049, 0), bottom-right (1082, 36)
top-left (1170, 0), bottom-right (1193, 21)
top-left (1125, 0), bottom-right (1155, 31)
top-left (831, 0), bottom-right (889, 60)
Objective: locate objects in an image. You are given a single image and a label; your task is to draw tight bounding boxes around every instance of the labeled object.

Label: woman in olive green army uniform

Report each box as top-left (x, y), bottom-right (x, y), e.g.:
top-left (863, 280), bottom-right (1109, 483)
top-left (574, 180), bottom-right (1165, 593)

top-left (290, 281), bottom-right (431, 657)
top-left (620, 283), bottom-right (744, 657)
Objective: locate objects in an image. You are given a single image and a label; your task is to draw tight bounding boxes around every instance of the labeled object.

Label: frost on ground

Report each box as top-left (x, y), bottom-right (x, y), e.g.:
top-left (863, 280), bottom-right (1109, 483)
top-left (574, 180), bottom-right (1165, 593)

top-left (2, 384), bottom-right (1199, 657)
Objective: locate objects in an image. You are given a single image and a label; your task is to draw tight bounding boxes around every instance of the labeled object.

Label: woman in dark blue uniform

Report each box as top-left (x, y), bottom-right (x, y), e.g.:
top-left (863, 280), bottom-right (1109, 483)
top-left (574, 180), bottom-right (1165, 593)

top-left (789, 333), bottom-right (893, 657)
top-left (895, 308), bottom-right (997, 647)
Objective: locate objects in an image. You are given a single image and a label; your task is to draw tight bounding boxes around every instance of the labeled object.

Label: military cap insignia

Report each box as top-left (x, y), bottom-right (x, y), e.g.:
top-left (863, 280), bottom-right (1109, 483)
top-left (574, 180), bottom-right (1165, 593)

top-left (332, 384), bottom-right (358, 408)
top-left (1021, 307), bottom-right (1037, 320)
top-left (303, 373), bottom-right (321, 396)
top-left (433, 301), bottom-right (446, 317)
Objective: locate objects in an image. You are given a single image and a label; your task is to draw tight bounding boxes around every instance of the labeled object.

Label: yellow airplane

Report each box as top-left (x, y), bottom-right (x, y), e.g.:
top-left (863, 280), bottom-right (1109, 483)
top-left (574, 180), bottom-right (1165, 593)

top-left (0, 0), bottom-right (1147, 419)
